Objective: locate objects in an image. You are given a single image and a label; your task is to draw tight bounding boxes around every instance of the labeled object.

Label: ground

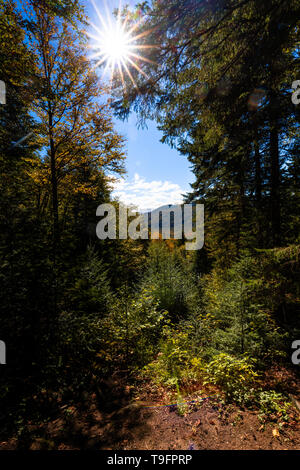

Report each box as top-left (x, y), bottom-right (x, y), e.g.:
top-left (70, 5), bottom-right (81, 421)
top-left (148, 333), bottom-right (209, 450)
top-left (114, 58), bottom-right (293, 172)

top-left (0, 367), bottom-right (299, 451)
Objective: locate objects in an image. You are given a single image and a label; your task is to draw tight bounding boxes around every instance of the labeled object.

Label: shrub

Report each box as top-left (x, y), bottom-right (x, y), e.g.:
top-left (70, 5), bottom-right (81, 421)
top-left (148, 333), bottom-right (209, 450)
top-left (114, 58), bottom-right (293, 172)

top-left (204, 353), bottom-right (258, 405)
top-left (257, 390), bottom-right (291, 424)
top-left (143, 326), bottom-right (204, 387)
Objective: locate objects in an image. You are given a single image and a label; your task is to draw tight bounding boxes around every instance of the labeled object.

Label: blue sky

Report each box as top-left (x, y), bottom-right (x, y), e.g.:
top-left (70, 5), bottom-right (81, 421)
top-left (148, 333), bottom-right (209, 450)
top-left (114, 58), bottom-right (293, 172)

top-left (84, 0), bottom-right (193, 211)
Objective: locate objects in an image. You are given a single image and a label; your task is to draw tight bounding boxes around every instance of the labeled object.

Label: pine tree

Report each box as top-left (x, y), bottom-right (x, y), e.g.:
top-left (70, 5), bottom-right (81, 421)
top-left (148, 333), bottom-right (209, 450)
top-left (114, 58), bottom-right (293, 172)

top-left (111, 0), bottom-right (300, 265)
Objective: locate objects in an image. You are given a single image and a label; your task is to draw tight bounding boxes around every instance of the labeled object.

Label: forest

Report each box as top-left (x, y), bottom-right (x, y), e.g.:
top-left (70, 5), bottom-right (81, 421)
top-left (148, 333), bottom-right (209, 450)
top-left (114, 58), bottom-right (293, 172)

top-left (0, 0), bottom-right (300, 452)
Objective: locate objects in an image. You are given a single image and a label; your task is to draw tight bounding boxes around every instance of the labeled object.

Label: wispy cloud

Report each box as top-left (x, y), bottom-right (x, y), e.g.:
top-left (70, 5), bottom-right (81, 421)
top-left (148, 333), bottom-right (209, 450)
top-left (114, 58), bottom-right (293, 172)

top-left (112, 173), bottom-right (186, 212)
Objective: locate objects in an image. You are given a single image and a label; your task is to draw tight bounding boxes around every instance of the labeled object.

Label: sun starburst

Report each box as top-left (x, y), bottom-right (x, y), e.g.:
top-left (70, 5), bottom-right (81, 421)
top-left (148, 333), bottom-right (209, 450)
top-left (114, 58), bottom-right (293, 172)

top-left (86, 0), bottom-right (154, 90)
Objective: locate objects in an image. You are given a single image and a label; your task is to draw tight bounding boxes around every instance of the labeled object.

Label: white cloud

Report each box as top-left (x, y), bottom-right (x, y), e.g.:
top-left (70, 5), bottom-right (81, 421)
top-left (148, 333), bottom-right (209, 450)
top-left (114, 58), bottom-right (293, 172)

top-left (112, 173), bottom-right (186, 212)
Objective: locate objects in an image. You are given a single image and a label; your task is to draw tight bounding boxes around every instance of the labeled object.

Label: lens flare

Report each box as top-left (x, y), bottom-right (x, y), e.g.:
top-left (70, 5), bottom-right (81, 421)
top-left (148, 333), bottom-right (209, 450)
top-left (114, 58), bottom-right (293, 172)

top-left (101, 27), bottom-right (130, 61)
top-left (86, 0), bottom-right (154, 90)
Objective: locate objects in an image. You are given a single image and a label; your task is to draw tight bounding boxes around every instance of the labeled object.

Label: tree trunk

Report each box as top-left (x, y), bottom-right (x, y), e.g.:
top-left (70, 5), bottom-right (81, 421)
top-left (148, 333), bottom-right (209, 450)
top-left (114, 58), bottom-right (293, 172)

top-left (253, 115), bottom-right (263, 247)
top-left (269, 107), bottom-right (281, 247)
top-left (48, 109), bottom-right (59, 248)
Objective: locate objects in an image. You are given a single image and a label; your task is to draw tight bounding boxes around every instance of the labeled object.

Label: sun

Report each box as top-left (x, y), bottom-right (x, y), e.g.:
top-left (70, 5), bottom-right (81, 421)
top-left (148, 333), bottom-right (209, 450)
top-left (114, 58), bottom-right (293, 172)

top-left (86, 0), bottom-right (154, 90)
top-left (100, 23), bottom-right (131, 62)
